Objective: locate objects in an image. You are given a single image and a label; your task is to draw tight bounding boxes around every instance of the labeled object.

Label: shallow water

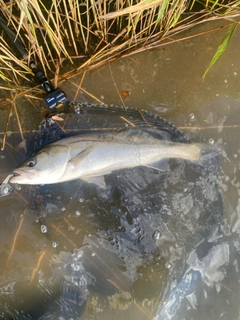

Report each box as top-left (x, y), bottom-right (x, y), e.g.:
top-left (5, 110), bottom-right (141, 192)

top-left (1, 21), bottom-right (240, 320)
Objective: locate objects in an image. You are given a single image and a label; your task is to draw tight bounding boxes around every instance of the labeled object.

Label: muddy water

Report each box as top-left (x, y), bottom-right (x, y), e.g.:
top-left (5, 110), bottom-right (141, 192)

top-left (1, 21), bottom-right (240, 320)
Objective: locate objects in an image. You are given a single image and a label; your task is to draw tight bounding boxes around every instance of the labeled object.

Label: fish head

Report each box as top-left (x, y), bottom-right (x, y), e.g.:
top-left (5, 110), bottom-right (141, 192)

top-left (10, 147), bottom-right (67, 185)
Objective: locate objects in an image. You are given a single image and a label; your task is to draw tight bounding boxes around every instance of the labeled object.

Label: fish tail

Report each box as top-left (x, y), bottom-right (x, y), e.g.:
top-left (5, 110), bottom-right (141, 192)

top-left (197, 143), bottom-right (222, 168)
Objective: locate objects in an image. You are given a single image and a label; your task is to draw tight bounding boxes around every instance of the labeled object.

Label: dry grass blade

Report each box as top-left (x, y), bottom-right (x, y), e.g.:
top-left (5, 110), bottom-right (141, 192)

top-left (29, 249), bottom-right (47, 284)
top-left (0, 69), bottom-right (11, 82)
top-left (51, 223), bottom-right (77, 248)
top-left (1, 108), bottom-right (12, 151)
top-left (0, 36), bottom-right (31, 81)
top-left (62, 0), bottom-right (78, 55)
top-left (3, 209), bottom-right (27, 274)
top-left (100, 0), bottom-right (164, 20)
top-left (12, 95), bottom-right (25, 149)
top-left (0, 0), bottom-right (240, 86)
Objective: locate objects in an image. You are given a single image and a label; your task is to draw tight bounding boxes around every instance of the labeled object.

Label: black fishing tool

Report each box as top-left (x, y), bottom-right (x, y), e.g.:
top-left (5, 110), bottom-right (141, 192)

top-left (0, 16), bottom-right (68, 109)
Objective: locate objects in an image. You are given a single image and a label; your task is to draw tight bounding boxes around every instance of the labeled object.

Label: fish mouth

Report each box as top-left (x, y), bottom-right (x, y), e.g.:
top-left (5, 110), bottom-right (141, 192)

top-left (10, 171), bottom-right (23, 184)
top-left (12, 170), bottom-right (20, 176)
top-left (10, 169), bottom-right (36, 184)
top-left (11, 170), bottom-right (21, 179)
top-left (12, 170), bottom-right (25, 178)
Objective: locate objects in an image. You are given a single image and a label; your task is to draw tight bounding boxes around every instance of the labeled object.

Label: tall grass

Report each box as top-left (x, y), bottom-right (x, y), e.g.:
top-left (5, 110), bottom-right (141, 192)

top-left (0, 0), bottom-right (239, 84)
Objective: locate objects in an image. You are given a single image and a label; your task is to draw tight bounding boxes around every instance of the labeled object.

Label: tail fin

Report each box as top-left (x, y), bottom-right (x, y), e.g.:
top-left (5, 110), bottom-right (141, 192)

top-left (198, 144), bottom-right (224, 170)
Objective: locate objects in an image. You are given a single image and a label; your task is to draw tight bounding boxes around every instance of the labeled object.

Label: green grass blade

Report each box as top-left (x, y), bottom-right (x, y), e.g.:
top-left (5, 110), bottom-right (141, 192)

top-left (202, 24), bottom-right (237, 80)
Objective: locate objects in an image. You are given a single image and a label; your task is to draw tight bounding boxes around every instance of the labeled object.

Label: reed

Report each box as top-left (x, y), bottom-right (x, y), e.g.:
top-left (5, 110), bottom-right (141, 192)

top-left (0, 0), bottom-right (239, 84)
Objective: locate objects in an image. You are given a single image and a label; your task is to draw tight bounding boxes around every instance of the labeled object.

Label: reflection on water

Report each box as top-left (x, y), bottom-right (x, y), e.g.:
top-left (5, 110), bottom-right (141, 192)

top-left (1, 22), bottom-right (240, 320)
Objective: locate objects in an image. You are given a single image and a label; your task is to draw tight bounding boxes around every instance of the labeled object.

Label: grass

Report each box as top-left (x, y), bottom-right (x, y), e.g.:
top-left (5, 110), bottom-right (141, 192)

top-left (0, 3), bottom-right (239, 316)
top-left (0, 0), bottom-right (239, 87)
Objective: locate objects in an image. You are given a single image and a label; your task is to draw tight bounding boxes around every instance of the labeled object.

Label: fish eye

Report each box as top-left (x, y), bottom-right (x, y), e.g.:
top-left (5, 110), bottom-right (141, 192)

top-left (27, 159), bottom-right (36, 167)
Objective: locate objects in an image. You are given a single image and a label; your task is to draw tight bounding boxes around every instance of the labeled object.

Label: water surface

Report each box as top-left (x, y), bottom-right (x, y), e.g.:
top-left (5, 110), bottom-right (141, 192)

top-left (0, 21), bottom-right (240, 320)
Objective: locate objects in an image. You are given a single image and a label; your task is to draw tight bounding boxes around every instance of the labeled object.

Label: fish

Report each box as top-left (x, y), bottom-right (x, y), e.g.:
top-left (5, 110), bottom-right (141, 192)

top-left (10, 129), bottom-right (203, 188)
top-left (1, 104), bottom-right (224, 320)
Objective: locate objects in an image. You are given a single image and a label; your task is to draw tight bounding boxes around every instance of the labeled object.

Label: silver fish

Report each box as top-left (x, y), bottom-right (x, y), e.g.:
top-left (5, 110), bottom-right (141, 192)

top-left (10, 130), bottom-right (202, 188)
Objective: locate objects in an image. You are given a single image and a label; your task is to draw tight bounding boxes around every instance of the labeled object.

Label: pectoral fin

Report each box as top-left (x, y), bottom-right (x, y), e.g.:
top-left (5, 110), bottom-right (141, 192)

top-left (81, 175), bottom-right (107, 189)
top-left (145, 159), bottom-right (169, 171)
top-left (69, 147), bottom-right (93, 168)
